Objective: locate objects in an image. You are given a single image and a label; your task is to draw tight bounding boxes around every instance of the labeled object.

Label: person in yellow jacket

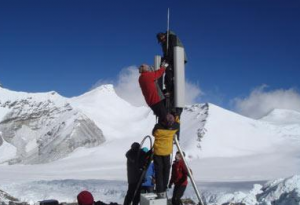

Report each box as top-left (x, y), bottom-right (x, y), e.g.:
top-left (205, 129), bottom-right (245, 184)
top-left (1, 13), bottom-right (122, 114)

top-left (152, 113), bottom-right (179, 198)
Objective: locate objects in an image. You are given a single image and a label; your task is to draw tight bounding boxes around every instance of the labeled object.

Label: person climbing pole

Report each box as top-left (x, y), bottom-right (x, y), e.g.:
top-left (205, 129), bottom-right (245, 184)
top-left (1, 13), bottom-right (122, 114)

top-left (138, 61), bottom-right (171, 124)
top-left (156, 31), bottom-right (187, 117)
top-left (152, 113), bottom-right (179, 198)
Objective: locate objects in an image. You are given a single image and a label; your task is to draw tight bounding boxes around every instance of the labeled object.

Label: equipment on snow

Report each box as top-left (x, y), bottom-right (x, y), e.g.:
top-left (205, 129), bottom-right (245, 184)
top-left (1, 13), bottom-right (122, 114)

top-left (39, 200), bottom-right (59, 205)
top-left (140, 193), bottom-right (167, 205)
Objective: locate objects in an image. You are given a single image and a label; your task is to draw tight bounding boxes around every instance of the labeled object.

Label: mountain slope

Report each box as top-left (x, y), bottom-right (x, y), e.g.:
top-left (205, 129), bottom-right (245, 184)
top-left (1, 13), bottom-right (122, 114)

top-left (260, 109), bottom-right (300, 125)
top-left (70, 84), bottom-right (155, 141)
top-left (0, 87), bottom-right (105, 164)
top-left (0, 188), bottom-right (18, 204)
top-left (199, 104), bottom-right (285, 158)
top-left (259, 109), bottom-right (300, 143)
top-left (0, 85), bottom-right (299, 182)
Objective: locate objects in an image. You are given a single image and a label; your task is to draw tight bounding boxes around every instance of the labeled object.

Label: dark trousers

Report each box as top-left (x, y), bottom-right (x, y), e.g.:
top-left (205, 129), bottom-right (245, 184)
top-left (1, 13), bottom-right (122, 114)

top-left (172, 185), bottom-right (186, 205)
top-left (123, 183), bottom-right (140, 205)
top-left (154, 155), bottom-right (171, 193)
top-left (140, 186), bottom-right (154, 194)
top-left (164, 67), bottom-right (174, 113)
top-left (164, 66), bottom-right (174, 95)
top-left (150, 101), bottom-right (168, 123)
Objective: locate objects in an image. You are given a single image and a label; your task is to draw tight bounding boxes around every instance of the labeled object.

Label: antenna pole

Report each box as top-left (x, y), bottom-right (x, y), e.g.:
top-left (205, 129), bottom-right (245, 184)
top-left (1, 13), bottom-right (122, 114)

top-left (166, 8), bottom-right (170, 56)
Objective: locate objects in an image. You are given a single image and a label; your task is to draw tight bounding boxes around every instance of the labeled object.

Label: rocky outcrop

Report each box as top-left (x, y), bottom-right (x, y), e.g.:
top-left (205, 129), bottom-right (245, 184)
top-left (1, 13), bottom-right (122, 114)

top-left (0, 94), bottom-right (105, 164)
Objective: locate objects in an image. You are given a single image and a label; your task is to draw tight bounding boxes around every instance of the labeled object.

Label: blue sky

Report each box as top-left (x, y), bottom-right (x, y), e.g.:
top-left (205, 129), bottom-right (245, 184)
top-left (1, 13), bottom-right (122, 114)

top-left (1, 0), bottom-right (300, 117)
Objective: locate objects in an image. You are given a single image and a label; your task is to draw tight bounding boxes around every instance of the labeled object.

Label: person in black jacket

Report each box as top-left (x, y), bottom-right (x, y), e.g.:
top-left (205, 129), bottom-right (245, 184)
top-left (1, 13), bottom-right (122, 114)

top-left (77, 190), bottom-right (118, 205)
top-left (156, 31), bottom-right (187, 67)
top-left (156, 31), bottom-right (187, 118)
top-left (123, 143), bottom-right (151, 205)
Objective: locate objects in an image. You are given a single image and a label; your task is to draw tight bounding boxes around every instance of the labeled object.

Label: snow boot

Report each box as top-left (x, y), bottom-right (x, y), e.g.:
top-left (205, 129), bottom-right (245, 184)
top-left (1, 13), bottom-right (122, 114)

top-left (156, 192), bottom-right (166, 199)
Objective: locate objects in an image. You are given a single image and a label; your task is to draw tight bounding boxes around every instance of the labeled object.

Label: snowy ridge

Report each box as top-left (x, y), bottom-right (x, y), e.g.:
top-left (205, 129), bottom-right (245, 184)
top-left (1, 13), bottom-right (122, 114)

top-left (201, 175), bottom-right (300, 204)
top-left (1, 175), bottom-right (300, 205)
top-left (70, 84), bottom-right (156, 141)
top-left (0, 188), bottom-right (18, 203)
top-left (195, 104), bottom-right (288, 158)
top-left (256, 175), bottom-right (300, 205)
top-left (180, 103), bottom-right (208, 159)
top-left (258, 109), bottom-right (300, 143)
top-left (0, 87), bottom-right (105, 164)
top-left (0, 87), bottom-right (66, 106)
top-left (260, 109), bottom-right (300, 125)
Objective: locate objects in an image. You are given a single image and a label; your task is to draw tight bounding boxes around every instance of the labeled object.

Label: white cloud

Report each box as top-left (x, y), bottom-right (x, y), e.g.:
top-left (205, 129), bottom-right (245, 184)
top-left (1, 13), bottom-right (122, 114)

top-left (92, 66), bottom-right (203, 107)
top-left (233, 85), bottom-right (300, 119)
top-left (185, 80), bottom-right (203, 105)
top-left (114, 66), bottom-right (146, 107)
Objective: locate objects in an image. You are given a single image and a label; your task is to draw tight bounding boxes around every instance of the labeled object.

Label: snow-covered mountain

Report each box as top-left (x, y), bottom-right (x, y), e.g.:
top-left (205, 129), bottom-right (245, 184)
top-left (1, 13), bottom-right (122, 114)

top-left (1, 85), bottom-right (299, 168)
top-left (259, 109), bottom-right (300, 144)
top-left (70, 84), bottom-right (155, 141)
top-left (260, 109), bottom-right (300, 125)
top-left (203, 175), bottom-right (300, 205)
top-left (0, 87), bottom-right (105, 164)
top-left (0, 85), bottom-right (299, 204)
top-left (0, 188), bottom-right (18, 203)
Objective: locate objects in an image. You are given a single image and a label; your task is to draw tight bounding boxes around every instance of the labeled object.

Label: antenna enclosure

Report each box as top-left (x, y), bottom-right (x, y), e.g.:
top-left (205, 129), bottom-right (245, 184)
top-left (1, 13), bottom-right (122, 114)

top-left (174, 46), bottom-right (185, 108)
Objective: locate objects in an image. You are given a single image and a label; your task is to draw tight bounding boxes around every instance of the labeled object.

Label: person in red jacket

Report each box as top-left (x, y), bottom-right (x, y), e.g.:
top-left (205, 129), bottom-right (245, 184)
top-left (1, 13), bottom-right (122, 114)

top-left (77, 190), bottom-right (118, 205)
top-left (138, 62), bottom-right (169, 123)
top-left (169, 151), bottom-right (188, 205)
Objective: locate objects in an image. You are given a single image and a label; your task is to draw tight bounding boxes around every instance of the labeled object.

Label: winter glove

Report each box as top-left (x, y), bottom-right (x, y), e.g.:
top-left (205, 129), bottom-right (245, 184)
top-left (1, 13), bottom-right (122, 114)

top-left (161, 60), bottom-right (169, 68)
